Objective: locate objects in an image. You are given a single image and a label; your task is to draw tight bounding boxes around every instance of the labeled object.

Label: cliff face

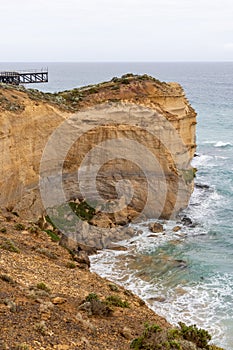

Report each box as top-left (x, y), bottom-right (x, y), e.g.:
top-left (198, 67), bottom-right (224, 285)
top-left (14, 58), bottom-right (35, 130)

top-left (0, 75), bottom-right (196, 235)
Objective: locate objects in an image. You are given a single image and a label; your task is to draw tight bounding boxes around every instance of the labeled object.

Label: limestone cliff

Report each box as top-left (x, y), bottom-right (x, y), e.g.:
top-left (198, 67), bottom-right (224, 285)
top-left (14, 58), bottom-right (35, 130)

top-left (0, 74), bottom-right (196, 241)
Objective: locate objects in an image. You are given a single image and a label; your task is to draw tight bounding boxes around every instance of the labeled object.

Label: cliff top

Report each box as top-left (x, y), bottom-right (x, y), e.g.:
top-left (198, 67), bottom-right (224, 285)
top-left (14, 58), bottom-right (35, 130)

top-left (0, 73), bottom-right (186, 114)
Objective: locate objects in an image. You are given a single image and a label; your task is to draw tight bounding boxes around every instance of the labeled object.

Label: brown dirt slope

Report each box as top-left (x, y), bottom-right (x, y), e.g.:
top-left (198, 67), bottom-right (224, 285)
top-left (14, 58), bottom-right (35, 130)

top-left (0, 210), bottom-right (224, 350)
top-left (0, 209), bottom-right (170, 350)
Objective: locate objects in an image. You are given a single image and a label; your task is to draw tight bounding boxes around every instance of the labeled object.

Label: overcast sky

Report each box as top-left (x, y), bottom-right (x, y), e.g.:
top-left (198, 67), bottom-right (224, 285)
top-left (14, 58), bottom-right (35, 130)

top-left (1, 0), bottom-right (233, 61)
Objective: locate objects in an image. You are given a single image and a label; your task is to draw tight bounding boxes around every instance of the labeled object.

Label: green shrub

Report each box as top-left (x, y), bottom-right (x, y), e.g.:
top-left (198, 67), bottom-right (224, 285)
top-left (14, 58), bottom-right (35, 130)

top-left (44, 229), bottom-right (60, 242)
top-left (130, 336), bottom-right (144, 350)
top-left (130, 323), bottom-right (161, 349)
top-left (85, 293), bottom-right (99, 302)
top-left (105, 295), bottom-right (129, 308)
top-left (108, 283), bottom-right (119, 292)
top-left (121, 79), bottom-right (130, 85)
top-left (45, 215), bottom-right (56, 229)
top-left (0, 238), bottom-right (20, 253)
top-left (87, 87), bottom-right (98, 94)
top-left (111, 77), bottom-right (119, 82)
top-left (14, 223), bottom-right (25, 231)
top-left (169, 340), bottom-right (181, 349)
top-left (110, 85), bottom-right (120, 90)
top-left (35, 247), bottom-right (57, 259)
top-left (130, 322), bottom-right (219, 350)
top-left (121, 73), bottom-right (134, 79)
top-left (36, 282), bottom-right (50, 293)
top-left (34, 321), bottom-right (47, 335)
top-left (178, 322), bottom-right (211, 348)
top-left (66, 261), bottom-right (76, 269)
top-left (0, 274), bottom-right (15, 284)
top-left (45, 201), bottom-right (96, 232)
top-left (69, 201), bottom-right (96, 221)
top-left (28, 226), bottom-right (38, 234)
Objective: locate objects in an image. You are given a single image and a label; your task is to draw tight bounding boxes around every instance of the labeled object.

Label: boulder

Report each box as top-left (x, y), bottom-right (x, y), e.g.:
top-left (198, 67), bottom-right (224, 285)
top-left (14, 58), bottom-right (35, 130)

top-left (172, 225), bottom-right (181, 232)
top-left (89, 212), bottom-right (113, 228)
top-left (149, 222), bottom-right (164, 233)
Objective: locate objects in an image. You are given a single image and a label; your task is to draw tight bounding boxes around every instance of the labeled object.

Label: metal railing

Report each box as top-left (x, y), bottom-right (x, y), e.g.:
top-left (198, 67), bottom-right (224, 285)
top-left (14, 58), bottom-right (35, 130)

top-left (0, 68), bottom-right (48, 85)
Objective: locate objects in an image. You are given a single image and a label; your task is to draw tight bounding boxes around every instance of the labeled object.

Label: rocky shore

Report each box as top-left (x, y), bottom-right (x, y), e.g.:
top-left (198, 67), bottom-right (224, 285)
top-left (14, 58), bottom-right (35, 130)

top-left (0, 211), bottom-right (224, 349)
top-left (0, 75), bottom-right (224, 349)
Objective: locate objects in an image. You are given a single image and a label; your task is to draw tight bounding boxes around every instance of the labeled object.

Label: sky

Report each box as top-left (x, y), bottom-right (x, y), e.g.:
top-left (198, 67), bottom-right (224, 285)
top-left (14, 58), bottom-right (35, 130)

top-left (1, 0), bottom-right (233, 62)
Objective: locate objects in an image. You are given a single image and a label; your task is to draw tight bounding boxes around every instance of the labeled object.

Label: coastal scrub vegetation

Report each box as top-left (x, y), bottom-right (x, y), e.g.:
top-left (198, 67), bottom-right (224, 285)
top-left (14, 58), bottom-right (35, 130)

top-left (85, 292), bottom-right (99, 302)
top-left (43, 229), bottom-right (60, 242)
top-left (36, 282), bottom-right (50, 293)
top-left (85, 293), bottom-right (130, 308)
top-left (105, 295), bottom-right (130, 308)
top-left (130, 322), bottom-right (225, 350)
top-left (0, 237), bottom-right (20, 253)
top-left (69, 200), bottom-right (96, 221)
top-left (45, 199), bottom-right (97, 231)
top-left (65, 261), bottom-right (76, 269)
top-left (1, 73), bottom-right (168, 114)
top-left (80, 293), bottom-right (113, 317)
top-left (0, 203), bottom-right (226, 349)
top-left (14, 223), bottom-right (25, 231)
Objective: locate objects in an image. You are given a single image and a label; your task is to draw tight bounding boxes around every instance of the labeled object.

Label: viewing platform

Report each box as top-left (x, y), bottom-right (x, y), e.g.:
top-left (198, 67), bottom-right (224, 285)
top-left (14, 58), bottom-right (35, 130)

top-left (0, 69), bottom-right (48, 85)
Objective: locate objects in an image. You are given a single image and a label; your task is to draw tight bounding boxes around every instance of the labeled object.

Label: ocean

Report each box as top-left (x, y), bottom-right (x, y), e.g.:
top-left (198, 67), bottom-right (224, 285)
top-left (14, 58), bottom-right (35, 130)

top-left (1, 62), bottom-right (232, 348)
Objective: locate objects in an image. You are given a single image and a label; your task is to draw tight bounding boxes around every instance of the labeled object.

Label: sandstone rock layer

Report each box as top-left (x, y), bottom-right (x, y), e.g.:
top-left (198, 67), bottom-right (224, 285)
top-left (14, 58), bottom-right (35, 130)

top-left (0, 75), bottom-right (196, 233)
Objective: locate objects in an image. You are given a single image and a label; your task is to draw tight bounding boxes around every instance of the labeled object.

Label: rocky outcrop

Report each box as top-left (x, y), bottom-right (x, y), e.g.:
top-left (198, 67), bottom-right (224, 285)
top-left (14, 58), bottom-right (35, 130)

top-left (1, 214), bottom-right (223, 350)
top-left (0, 74), bottom-right (196, 246)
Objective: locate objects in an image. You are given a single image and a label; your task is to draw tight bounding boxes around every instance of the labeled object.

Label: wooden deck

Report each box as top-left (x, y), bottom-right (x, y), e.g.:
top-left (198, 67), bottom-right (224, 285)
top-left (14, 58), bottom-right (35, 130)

top-left (0, 70), bottom-right (48, 85)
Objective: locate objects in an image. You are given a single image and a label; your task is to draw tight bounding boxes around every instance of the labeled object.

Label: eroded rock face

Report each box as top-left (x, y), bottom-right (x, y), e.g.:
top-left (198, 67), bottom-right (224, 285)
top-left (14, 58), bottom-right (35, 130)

top-left (0, 75), bottom-right (196, 235)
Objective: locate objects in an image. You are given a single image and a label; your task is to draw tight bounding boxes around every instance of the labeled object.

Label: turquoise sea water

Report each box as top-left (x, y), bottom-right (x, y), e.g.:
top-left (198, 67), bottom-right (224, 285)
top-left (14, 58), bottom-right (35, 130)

top-left (1, 62), bottom-right (232, 348)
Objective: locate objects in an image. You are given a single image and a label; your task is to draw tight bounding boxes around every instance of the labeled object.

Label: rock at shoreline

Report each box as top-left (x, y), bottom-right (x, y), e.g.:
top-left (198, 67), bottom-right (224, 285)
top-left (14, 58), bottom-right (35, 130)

top-left (172, 225), bottom-right (181, 232)
top-left (149, 222), bottom-right (164, 233)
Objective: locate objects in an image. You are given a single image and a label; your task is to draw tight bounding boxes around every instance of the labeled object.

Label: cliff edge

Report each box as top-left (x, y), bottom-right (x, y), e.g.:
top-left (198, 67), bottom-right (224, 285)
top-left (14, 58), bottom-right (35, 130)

top-left (0, 74), bottom-right (196, 238)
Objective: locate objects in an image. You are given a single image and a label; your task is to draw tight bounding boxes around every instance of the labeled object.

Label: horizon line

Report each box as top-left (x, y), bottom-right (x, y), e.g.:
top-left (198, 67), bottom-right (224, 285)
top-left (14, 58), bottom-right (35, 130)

top-left (0, 60), bottom-right (233, 64)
